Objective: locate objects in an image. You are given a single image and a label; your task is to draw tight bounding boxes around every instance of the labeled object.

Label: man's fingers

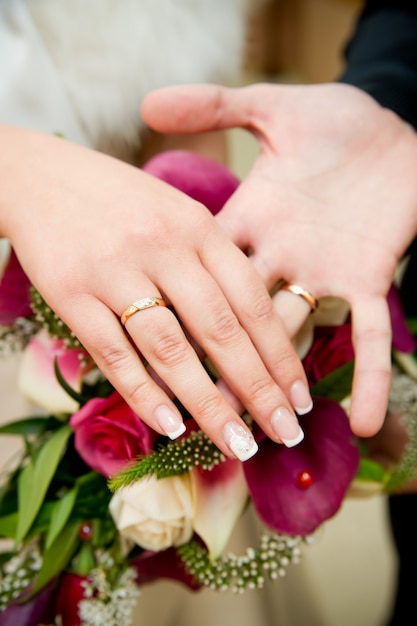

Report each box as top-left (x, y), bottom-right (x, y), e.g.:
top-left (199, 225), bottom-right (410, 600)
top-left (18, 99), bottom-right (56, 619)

top-left (349, 297), bottom-right (392, 437)
top-left (141, 84), bottom-right (255, 134)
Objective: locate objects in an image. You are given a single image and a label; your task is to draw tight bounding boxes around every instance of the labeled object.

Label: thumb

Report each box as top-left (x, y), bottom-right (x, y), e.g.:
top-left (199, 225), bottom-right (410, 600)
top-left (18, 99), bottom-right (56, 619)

top-left (141, 84), bottom-right (257, 134)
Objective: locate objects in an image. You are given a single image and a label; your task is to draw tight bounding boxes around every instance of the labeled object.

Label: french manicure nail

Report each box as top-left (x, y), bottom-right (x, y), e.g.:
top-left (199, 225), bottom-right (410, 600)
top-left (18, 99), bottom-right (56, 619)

top-left (223, 422), bottom-right (258, 461)
top-left (290, 380), bottom-right (313, 415)
top-left (271, 407), bottom-right (304, 448)
top-left (154, 405), bottom-right (186, 439)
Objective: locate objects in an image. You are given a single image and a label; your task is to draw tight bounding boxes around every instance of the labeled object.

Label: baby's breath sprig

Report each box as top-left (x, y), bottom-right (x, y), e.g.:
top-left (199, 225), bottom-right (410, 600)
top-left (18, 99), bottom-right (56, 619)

top-left (385, 370), bottom-right (417, 490)
top-left (178, 532), bottom-right (309, 593)
top-left (30, 286), bottom-right (83, 349)
top-left (0, 317), bottom-right (40, 354)
top-left (0, 544), bottom-right (42, 611)
top-left (108, 430), bottom-right (225, 492)
top-left (78, 552), bottom-right (140, 626)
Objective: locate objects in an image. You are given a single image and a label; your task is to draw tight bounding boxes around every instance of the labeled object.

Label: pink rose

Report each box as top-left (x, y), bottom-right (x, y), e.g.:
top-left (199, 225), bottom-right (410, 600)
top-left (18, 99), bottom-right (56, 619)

top-left (18, 330), bottom-right (87, 414)
top-left (303, 323), bottom-right (354, 387)
top-left (70, 391), bottom-right (155, 477)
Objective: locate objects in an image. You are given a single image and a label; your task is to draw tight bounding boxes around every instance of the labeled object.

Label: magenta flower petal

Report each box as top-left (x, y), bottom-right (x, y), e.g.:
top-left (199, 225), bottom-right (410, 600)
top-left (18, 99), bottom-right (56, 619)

top-left (244, 398), bottom-right (359, 536)
top-left (131, 547), bottom-right (201, 591)
top-left (388, 284), bottom-right (416, 353)
top-left (0, 248), bottom-right (32, 324)
top-left (143, 150), bottom-right (240, 216)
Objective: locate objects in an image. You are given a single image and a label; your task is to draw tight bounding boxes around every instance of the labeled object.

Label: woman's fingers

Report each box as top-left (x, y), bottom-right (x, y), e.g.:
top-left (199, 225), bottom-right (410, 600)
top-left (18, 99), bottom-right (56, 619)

top-left (72, 291), bottom-right (294, 462)
top-left (94, 255), bottom-right (311, 458)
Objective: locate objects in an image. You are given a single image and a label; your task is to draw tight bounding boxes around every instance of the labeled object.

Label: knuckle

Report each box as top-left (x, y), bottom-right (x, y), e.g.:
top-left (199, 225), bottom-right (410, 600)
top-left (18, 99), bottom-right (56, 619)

top-left (148, 328), bottom-right (189, 368)
top-left (246, 376), bottom-right (276, 405)
top-left (276, 347), bottom-right (296, 368)
top-left (124, 378), bottom-right (155, 408)
top-left (95, 342), bottom-right (157, 408)
top-left (244, 292), bottom-right (274, 324)
top-left (193, 391), bottom-right (225, 422)
top-left (97, 341), bottom-right (132, 373)
top-left (208, 309), bottom-right (241, 346)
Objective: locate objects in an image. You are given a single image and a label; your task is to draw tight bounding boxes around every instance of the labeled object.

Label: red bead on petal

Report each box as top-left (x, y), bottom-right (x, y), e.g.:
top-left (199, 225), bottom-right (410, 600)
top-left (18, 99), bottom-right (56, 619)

top-left (78, 522), bottom-right (93, 541)
top-left (296, 471), bottom-right (313, 490)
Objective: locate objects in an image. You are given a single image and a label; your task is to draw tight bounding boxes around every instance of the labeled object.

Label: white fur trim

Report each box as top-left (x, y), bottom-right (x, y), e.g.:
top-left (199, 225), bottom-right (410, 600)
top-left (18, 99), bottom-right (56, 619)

top-left (2, 0), bottom-right (253, 149)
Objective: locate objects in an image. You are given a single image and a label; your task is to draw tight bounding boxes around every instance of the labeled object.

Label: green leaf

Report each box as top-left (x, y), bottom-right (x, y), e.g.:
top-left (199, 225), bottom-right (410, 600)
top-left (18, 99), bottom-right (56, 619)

top-left (26, 501), bottom-right (56, 537)
top-left (356, 458), bottom-right (387, 483)
top-left (0, 512), bottom-right (18, 539)
top-left (310, 360), bottom-right (354, 402)
top-left (45, 487), bottom-right (78, 550)
top-left (72, 540), bottom-right (96, 576)
top-left (0, 551), bottom-right (14, 567)
top-left (0, 474), bottom-right (18, 514)
top-left (16, 424), bottom-right (72, 543)
top-left (29, 519), bottom-right (80, 597)
top-left (0, 417), bottom-right (53, 437)
top-left (406, 316), bottom-right (417, 335)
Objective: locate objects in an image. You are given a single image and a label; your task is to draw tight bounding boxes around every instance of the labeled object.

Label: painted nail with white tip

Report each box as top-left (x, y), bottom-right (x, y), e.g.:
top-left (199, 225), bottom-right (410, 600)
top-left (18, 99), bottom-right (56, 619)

top-left (154, 405), bottom-right (186, 440)
top-left (271, 407), bottom-right (304, 448)
top-left (223, 421), bottom-right (258, 461)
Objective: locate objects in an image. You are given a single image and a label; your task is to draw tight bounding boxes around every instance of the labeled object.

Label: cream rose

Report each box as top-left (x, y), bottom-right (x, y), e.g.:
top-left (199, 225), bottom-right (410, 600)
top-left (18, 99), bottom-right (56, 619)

top-left (109, 474), bottom-right (194, 551)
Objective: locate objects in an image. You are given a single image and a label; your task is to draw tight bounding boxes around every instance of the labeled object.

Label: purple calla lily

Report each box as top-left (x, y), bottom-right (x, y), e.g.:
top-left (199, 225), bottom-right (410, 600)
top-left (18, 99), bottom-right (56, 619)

top-left (244, 398), bottom-right (360, 536)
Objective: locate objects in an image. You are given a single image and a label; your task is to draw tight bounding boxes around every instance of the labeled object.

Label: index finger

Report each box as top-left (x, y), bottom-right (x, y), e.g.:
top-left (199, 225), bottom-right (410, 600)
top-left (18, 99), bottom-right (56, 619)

top-left (141, 84), bottom-right (257, 134)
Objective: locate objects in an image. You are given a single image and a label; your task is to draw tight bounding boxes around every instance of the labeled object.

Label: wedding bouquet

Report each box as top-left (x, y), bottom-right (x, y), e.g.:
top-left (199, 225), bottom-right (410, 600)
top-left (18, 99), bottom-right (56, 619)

top-left (0, 151), bottom-right (416, 626)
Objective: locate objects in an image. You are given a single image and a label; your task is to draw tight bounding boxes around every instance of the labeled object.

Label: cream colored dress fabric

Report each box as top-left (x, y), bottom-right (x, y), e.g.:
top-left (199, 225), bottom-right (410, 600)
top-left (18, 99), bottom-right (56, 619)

top-left (0, 2), bottom-right (398, 624)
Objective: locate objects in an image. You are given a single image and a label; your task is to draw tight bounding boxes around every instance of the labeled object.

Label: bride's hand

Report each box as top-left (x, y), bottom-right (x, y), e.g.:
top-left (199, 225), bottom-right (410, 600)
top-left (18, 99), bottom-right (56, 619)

top-left (0, 125), bottom-right (310, 460)
top-left (143, 81), bottom-right (417, 438)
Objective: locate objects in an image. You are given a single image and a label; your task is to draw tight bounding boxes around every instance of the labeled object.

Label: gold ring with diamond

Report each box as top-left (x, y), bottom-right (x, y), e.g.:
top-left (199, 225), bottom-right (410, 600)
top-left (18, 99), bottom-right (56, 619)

top-left (120, 297), bottom-right (167, 326)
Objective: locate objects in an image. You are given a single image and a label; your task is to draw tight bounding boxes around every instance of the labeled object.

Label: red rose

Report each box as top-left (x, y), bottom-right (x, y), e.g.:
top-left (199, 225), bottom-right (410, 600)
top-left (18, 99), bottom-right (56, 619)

top-left (70, 391), bottom-right (156, 477)
top-left (303, 323), bottom-right (354, 387)
top-left (54, 573), bottom-right (87, 626)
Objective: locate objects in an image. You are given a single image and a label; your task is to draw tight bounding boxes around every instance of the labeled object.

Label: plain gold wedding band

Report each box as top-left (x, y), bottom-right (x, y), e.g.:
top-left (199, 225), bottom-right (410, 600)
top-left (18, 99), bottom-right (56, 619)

top-left (121, 297), bottom-right (167, 326)
top-left (279, 282), bottom-right (318, 313)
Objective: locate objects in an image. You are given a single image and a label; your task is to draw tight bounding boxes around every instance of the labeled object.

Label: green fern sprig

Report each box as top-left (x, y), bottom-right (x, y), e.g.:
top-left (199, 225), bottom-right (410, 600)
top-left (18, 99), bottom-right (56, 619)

top-left (178, 532), bottom-right (307, 593)
top-left (108, 430), bottom-right (225, 492)
top-left (30, 287), bottom-right (83, 349)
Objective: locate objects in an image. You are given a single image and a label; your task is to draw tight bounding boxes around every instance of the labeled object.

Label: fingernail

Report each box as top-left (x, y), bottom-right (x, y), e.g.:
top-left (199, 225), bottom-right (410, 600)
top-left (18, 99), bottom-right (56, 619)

top-left (290, 380), bottom-right (313, 415)
top-left (154, 405), bottom-right (186, 439)
top-left (223, 422), bottom-right (258, 461)
top-left (271, 407), bottom-right (304, 447)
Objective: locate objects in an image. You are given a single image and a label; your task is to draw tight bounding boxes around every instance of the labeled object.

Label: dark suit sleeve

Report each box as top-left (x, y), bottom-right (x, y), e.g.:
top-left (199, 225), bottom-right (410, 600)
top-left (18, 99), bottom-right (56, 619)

top-left (338, 0), bottom-right (417, 128)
